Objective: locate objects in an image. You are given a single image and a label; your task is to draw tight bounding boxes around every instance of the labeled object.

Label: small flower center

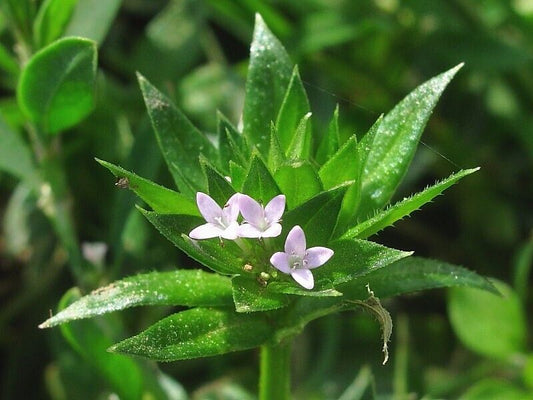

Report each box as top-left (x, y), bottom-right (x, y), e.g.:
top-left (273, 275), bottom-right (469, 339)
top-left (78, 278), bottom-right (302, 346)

top-left (289, 253), bottom-right (304, 270)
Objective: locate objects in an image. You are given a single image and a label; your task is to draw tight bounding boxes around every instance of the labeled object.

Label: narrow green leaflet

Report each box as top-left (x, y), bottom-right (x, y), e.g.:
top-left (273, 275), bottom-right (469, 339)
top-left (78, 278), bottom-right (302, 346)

top-left (58, 289), bottom-right (144, 400)
top-left (241, 153), bottom-right (281, 204)
top-left (138, 73), bottom-right (217, 197)
top-left (202, 158), bottom-right (236, 205)
top-left (40, 270), bottom-right (233, 328)
top-left (341, 168), bottom-right (480, 239)
top-left (268, 123), bottom-right (286, 171)
top-left (64, 0), bottom-right (122, 44)
top-left (96, 158), bottom-right (199, 216)
top-left (274, 161), bottom-right (322, 209)
top-left (286, 112), bottom-right (312, 161)
top-left (313, 239), bottom-right (412, 287)
top-left (283, 184), bottom-right (347, 247)
top-left (358, 65), bottom-right (462, 215)
top-left (448, 280), bottom-right (526, 359)
top-left (275, 66), bottom-right (311, 153)
top-left (140, 210), bottom-right (244, 275)
top-left (243, 14), bottom-right (293, 154)
top-left (217, 111), bottom-right (246, 170)
top-left (0, 114), bottom-right (37, 184)
top-left (232, 276), bottom-right (290, 313)
top-left (229, 161), bottom-right (247, 191)
top-left (339, 257), bottom-right (498, 300)
top-left (319, 134), bottom-right (358, 190)
top-left (0, 41), bottom-right (19, 76)
top-left (316, 105), bottom-right (340, 166)
top-left (109, 308), bottom-right (275, 361)
top-left (17, 37), bottom-right (97, 134)
top-left (34, 0), bottom-right (79, 48)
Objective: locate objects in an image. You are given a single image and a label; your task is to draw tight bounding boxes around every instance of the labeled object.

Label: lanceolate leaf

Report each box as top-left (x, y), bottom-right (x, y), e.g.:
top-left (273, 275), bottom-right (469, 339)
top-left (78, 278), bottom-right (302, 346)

top-left (283, 184), bottom-right (348, 247)
top-left (232, 276), bottom-right (290, 313)
top-left (241, 153), bottom-right (281, 204)
top-left (341, 168), bottom-right (480, 239)
top-left (17, 37), bottom-right (97, 134)
top-left (358, 65), bottom-right (463, 216)
top-left (138, 73), bottom-right (217, 197)
top-left (276, 66), bottom-right (311, 153)
top-left (40, 270), bottom-right (233, 328)
top-left (243, 14), bottom-right (293, 154)
top-left (319, 134), bottom-right (358, 190)
top-left (313, 239), bottom-right (412, 287)
top-left (140, 210), bottom-right (244, 275)
top-left (201, 158), bottom-right (236, 206)
top-left (316, 105), bottom-right (340, 166)
top-left (109, 308), bottom-right (274, 361)
top-left (339, 257), bottom-right (498, 300)
top-left (96, 158), bottom-right (199, 216)
top-left (274, 161), bottom-right (322, 209)
top-left (217, 111), bottom-right (247, 170)
top-left (286, 112), bottom-right (312, 160)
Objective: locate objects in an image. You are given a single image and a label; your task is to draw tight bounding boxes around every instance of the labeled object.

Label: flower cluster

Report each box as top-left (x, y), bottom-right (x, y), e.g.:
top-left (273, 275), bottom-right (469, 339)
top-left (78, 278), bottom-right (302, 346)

top-left (189, 192), bottom-right (334, 290)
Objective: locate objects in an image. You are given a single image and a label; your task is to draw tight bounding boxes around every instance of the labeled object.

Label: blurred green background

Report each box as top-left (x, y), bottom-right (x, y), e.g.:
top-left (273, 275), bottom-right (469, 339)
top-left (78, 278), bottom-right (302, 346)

top-left (1, 0), bottom-right (532, 399)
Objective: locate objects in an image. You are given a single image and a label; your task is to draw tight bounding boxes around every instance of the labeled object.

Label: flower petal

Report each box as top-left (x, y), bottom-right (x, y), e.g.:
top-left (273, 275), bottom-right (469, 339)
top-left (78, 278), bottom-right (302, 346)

top-left (305, 247), bottom-right (334, 269)
top-left (270, 252), bottom-right (291, 274)
top-left (284, 225), bottom-right (306, 256)
top-left (220, 221), bottom-right (239, 240)
top-left (291, 269), bottom-right (314, 289)
top-left (189, 223), bottom-right (223, 239)
top-left (238, 194), bottom-right (264, 225)
top-left (224, 193), bottom-right (241, 222)
top-left (237, 223), bottom-right (264, 238)
top-left (261, 223), bottom-right (282, 238)
top-left (196, 192), bottom-right (222, 224)
top-left (264, 195), bottom-right (285, 223)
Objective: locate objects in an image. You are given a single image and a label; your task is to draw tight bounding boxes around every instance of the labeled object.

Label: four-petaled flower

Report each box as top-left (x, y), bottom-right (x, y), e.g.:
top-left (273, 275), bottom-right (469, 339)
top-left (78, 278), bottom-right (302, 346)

top-left (189, 192), bottom-right (240, 240)
top-left (270, 225), bottom-right (334, 289)
top-left (237, 194), bottom-right (285, 238)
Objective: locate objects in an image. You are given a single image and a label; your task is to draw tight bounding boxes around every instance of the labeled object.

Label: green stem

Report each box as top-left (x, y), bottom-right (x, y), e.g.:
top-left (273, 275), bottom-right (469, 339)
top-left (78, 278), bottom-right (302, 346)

top-left (259, 340), bottom-right (292, 400)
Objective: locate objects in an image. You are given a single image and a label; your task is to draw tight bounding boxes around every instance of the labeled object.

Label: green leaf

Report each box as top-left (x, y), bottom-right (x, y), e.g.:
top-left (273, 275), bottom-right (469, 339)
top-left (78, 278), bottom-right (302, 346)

top-left (229, 160), bottom-right (247, 191)
top-left (283, 184), bottom-right (347, 247)
top-left (109, 308), bottom-right (274, 361)
top-left (0, 113), bottom-right (37, 184)
top-left (232, 276), bottom-right (290, 312)
top-left (459, 379), bottom-right (531, 400)
top-left (316, 105), bottom-right (340, 165)
top-left (217, 111), bottom-right (247, 170)
top-left (286, 112), bottom-right (312, 161)
top-left (40, 270), bottom-right (233, 328)
top-left (268, 281), bottom-right (342, 298)
top-left (64, 0), bottom-right (122, 44)
top-left (274, 161), bottom-right (322, 209)
top-left (314, 239), bottom-right (412, 287)
top-left (339, 257), bottom-right (498, 300)
top-left (267, 123), bottom-right (286, 171)
top-left (17, 37), bottom-right (97, 134)
top-left (275, 66), bottom-right (311, 153)
top-left (34, 0), bottom-right (79, 48)
top-left (242, 14), bottom-right (293, 154)
top-left (201, 158), bottom-right (236, 205)
top-left (241, 153), bottom-right (281, 204)
top-left (358, 65), bottom-right (462, 216)
top-left (138, 73), bottom-right (217, 197)
top-left (319, 134), bottom-right (358, 190)
top-left (342, 168), bottom-right (480, 239)
top-left (0, 41), bottom-right (20, 76)
top-left (140, 210), bottom-right (243, 275)
top-left (96, 158), bottom-right (199, 216)
top-left (58, 288), bottom-right (144, 400)
top-left (448, 280), bottom-right (526, 359)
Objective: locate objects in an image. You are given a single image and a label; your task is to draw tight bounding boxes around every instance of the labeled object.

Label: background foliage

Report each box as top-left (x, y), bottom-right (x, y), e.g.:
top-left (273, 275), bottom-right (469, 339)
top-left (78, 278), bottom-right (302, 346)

top-left (0, 0), bottom-right (532, 399)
